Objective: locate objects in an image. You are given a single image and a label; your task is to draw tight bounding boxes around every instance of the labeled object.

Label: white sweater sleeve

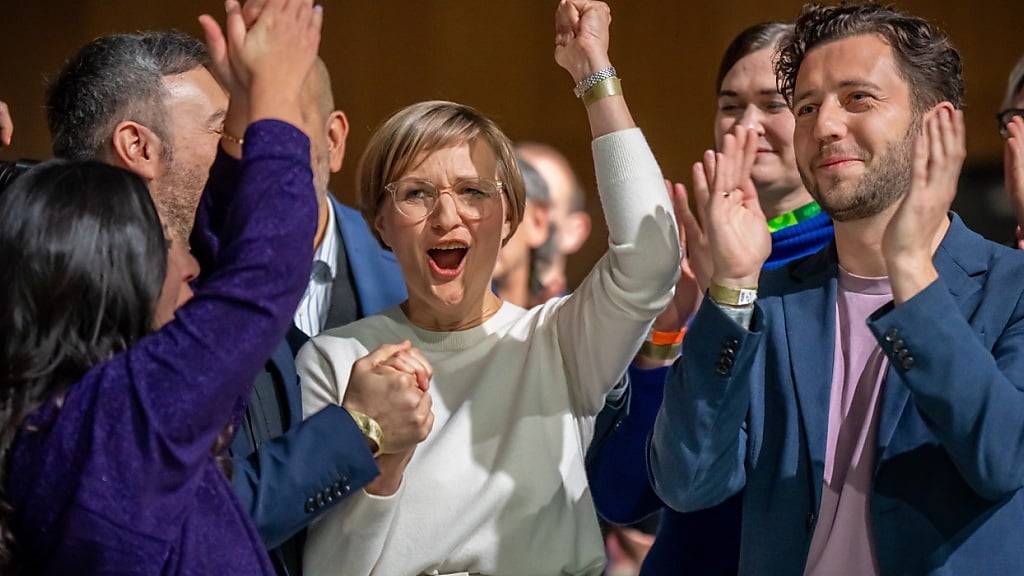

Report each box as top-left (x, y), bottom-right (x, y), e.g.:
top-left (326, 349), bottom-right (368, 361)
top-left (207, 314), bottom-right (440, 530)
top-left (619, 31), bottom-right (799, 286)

top-left (555, 128), bottom-right (680, 416)
top-left (297, 336), bottom-right (402, 576)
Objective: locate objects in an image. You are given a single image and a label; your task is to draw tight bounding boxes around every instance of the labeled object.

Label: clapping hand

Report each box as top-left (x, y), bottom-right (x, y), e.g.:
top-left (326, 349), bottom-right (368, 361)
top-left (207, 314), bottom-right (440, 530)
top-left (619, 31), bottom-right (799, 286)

top-left (198, 0), bottom-right (323, 132)
top-left (882, 106), bottom-right (965, 303)
top-left (684, 126), bottom-right (771, 291)
top-left (649, 180), bottom-right (703, 335)
top-left (0, 101), bottom-right (11, 147)
top-left (1004, 116), bottom-right (1024, 249)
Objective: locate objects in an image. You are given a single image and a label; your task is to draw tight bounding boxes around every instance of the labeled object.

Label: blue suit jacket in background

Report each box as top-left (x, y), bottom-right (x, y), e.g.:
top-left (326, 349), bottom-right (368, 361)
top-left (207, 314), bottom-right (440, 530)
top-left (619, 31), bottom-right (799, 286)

top-left (652, 214), bottom-right (1024, 575)
top-left (229, 198), bottom-right (406, 562)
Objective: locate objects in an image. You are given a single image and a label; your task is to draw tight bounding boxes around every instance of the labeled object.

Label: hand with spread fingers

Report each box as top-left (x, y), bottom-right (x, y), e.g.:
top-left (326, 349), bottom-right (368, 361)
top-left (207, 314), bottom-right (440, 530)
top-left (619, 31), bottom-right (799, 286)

top-left (650, 180), bottom-right (703, 334)
top-left (700, 126), bottom-right (772, 291)
top-left (0, 101), bottom-right (11, 147)
top-left (882, 106), bottom-right (966, 303)
top-left (198, 0), bottom-right (323, 139)
top-left (1004, 116), bottom-right (1024, 249)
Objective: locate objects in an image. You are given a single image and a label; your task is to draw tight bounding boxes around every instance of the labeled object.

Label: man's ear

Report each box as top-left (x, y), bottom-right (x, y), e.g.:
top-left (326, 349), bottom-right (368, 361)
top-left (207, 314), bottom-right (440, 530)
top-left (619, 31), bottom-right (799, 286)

top-left (110, 121), bottom-right (163, 181)
top-left (326, 110), bottom-right (349, 174)
top-left (921, 101), bottom-right (957, 126)
top-left (524, 203), bottom-right (551, 249)
top-left (560, 211), bottom-right (591, 255)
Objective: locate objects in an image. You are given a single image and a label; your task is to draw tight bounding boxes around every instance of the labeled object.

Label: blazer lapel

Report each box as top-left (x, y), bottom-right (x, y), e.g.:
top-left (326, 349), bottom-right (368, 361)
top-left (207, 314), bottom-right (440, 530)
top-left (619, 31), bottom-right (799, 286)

top-left (875, 214), bottom-right (984, 462)
top-left (332, 197), bottom-right (407, 316)
top-left (781, 248), bottom-right (839, 510)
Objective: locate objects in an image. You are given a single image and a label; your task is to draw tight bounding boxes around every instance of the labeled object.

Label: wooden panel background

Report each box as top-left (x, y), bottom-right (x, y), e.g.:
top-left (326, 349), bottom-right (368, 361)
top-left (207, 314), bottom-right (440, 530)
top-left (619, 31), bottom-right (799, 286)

top-left (2, 0), bottom-right (1021, 285)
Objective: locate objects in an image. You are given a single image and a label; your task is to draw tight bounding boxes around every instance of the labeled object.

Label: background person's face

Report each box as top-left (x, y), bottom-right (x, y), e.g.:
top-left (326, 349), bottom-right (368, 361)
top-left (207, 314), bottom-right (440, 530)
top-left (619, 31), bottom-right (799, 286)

top-left (715, 48), bottom-right (803, 202)
top-left (792, 34), bottom-right (916, 222)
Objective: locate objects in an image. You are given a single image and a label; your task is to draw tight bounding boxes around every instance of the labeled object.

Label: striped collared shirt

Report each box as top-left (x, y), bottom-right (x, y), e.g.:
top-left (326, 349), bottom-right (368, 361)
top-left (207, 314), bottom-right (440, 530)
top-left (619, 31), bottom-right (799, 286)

top-left (293, 200), bottom-right (338, 337)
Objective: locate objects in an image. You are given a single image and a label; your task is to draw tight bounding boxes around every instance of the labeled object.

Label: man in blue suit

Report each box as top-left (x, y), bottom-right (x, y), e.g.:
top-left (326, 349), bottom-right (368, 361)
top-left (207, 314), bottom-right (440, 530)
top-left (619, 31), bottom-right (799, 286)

top-left (227, 60), bottom-right (408, 575)
top-left (651, 4), bottom-right (1024, 575)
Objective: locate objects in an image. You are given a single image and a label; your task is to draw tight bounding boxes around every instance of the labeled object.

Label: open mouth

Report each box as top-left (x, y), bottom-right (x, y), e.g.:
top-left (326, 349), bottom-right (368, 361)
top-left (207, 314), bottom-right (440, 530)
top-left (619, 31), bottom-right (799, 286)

top-left (427, 242), bottom-right (469, 278)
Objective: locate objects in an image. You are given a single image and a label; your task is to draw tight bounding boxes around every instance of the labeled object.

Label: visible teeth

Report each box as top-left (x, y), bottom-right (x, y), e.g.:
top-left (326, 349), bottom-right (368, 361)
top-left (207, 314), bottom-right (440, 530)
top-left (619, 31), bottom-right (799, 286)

top-left (433, 243), bottom-right (467, 250)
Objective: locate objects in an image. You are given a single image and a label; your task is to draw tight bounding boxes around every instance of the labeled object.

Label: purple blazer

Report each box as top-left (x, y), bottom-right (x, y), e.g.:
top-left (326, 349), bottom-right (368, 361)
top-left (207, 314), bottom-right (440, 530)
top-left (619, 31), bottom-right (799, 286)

top-left (7, 120), bottom-right (316, 575)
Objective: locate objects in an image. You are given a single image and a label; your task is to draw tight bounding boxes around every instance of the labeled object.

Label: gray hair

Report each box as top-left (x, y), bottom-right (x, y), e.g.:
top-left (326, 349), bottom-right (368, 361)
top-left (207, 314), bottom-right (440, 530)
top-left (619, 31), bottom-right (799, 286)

top-left (47, 31), bottom-right (208, 161)
top-left (1004, 53), bottom-right (1024, 110)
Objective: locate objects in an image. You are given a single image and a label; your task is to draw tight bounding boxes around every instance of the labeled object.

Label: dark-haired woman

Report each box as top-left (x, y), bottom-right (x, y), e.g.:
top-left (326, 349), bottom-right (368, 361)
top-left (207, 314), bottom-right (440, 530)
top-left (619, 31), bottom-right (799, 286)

top-left (586, 22), bottom-right (835, 575)
top-left (0, 1), bottom-right (323, 574)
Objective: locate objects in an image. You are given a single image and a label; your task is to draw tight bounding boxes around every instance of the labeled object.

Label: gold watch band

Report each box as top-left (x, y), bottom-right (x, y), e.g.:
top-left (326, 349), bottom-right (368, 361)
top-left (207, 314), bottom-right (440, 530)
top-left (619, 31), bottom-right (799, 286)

top-left (346, 408), bottom-right (383, 457)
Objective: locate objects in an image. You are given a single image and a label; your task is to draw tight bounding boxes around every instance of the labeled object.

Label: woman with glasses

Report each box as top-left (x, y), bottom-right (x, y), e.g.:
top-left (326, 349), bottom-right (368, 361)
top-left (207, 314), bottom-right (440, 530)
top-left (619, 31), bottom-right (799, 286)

top-left (1000, 54), bottom-right (1024, 249)
top-left (295, 1), bottom-right (680, 574)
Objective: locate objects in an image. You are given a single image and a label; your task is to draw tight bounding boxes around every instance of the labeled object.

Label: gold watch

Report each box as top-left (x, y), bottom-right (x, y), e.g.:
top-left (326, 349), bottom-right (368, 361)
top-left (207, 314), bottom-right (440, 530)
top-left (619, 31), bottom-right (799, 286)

top-left (345, 408), bottom-right (383, 457)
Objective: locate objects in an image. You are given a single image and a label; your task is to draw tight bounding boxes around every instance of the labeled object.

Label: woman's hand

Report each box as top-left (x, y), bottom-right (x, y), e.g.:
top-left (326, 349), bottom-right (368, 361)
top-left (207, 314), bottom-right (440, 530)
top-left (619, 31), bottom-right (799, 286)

top-left (344, 341), bottom-right (434, 456)
top-left (198, 0), bottom-right (323, 132)
top-left (650, 180), bottom-right (702, 333)
top-left (553, 0), bottom-right (633, 137)
top-left (1004, 116), bottom-right (1024, 249)
top-left (554, 0), bottom-right (612, 85)
top-left (0, 100), bottom-right (12, 147)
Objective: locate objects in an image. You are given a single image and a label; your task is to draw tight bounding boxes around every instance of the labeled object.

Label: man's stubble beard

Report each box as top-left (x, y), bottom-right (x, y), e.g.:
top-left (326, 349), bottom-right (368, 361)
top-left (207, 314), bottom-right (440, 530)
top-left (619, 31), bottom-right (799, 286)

top-left (802, 119), bottom-right (918, 223)
top-left (155, 157), bottom-right (206, 243)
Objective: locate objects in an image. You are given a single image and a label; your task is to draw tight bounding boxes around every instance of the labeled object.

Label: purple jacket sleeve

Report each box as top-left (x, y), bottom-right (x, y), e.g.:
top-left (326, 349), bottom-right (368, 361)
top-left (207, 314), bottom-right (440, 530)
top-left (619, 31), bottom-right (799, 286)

top-left (103, 119), bottom-right (316, 490)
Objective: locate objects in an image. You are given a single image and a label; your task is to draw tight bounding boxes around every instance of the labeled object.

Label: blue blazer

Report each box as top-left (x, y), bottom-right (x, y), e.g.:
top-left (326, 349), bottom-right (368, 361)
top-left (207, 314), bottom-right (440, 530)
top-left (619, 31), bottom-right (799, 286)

top-left (230, 197), bottom-right (406, 552)
top-left (651, 214), bottom-right (1024, 575)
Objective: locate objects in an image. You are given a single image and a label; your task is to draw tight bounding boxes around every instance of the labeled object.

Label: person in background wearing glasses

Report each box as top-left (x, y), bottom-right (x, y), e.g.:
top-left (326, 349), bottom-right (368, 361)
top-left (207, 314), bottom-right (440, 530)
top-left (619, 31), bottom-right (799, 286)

top-left (1000, 53), bottom-right (1024, 249)
top-left (294, 1), bottom-right (680, 574)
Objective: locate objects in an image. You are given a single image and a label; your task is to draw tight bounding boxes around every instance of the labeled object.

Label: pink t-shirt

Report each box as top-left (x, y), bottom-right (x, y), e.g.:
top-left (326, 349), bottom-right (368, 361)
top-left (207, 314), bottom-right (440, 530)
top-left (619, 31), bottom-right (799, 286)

top-left (804, 267), bottom-right (892, 576)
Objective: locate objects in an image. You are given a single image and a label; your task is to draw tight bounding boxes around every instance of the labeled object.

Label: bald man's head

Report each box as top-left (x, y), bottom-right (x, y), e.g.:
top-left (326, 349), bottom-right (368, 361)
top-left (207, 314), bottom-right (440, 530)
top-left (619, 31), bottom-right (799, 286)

top-left (303, 58), bottom-right (335, 125)
top-left (298, 58), bottom-right (349, 200)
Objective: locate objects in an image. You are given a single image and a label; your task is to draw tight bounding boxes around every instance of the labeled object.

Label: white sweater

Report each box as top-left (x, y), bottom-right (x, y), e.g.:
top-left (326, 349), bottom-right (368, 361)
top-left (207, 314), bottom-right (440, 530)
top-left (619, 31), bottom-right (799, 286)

top-left (297, 128), bottom-right (679, 576)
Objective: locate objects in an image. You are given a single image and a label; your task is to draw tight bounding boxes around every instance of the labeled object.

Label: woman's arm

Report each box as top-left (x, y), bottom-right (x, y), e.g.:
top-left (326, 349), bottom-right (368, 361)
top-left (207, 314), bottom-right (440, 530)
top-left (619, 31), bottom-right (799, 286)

top-left (104, 0), bottom-right (323, 484)
top-left (551, 1), bottom-right (680, 416)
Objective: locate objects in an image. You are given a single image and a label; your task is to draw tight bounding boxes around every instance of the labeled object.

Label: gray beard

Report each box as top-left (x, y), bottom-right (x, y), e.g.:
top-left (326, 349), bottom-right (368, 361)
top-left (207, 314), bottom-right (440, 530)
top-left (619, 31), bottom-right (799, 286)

top-left (805, 125), bottom-right (916, 223)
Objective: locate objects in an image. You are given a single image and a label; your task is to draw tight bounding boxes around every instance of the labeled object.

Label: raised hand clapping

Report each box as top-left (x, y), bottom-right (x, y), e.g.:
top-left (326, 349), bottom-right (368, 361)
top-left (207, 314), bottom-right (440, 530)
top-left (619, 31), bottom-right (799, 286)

top-left (882, 106), bottom-right (965, 303)
top-left (0, 100), bottom-right (11, 147)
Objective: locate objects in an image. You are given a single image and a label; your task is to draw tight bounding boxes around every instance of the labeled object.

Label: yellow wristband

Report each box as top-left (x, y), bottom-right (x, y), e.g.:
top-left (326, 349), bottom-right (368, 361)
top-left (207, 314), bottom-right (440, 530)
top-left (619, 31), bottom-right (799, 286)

top-left (638, 340), bottom-right (682, 360)
top-left (582, 76), bottom-right (623, 106)
top-left (708, 284), bottom-right (758, 307)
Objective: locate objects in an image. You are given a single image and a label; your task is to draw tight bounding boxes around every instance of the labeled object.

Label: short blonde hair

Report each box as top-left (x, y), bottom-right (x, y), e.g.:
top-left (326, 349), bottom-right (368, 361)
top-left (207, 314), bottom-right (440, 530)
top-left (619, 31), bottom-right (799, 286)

top-left (1004, 53), bottom-right (1024, 110)
top-left (358, 101), bottom-right (525, 245)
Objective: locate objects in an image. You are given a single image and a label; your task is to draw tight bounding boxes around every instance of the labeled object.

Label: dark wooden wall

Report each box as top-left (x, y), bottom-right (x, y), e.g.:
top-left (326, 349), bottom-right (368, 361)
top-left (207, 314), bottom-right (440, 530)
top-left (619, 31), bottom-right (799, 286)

top-left (2, 1), bottom-right (1021, 284)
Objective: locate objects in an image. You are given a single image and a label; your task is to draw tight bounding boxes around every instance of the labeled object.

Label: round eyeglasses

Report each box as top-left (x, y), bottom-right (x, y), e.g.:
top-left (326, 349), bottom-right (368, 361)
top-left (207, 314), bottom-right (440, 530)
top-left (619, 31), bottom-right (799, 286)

top-left (385, 178), bottom-right (503, 222)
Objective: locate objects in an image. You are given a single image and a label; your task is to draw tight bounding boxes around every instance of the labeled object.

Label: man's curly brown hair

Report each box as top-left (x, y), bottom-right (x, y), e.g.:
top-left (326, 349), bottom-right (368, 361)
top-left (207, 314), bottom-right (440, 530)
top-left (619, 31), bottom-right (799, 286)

top-left (774, 3), bottom-right (964, 113)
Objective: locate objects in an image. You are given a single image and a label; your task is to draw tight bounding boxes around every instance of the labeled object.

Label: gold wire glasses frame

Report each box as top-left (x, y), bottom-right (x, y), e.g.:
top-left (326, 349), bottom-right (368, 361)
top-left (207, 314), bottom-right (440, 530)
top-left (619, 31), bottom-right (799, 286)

top-left (385, 178), bottom-right (504, 222)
